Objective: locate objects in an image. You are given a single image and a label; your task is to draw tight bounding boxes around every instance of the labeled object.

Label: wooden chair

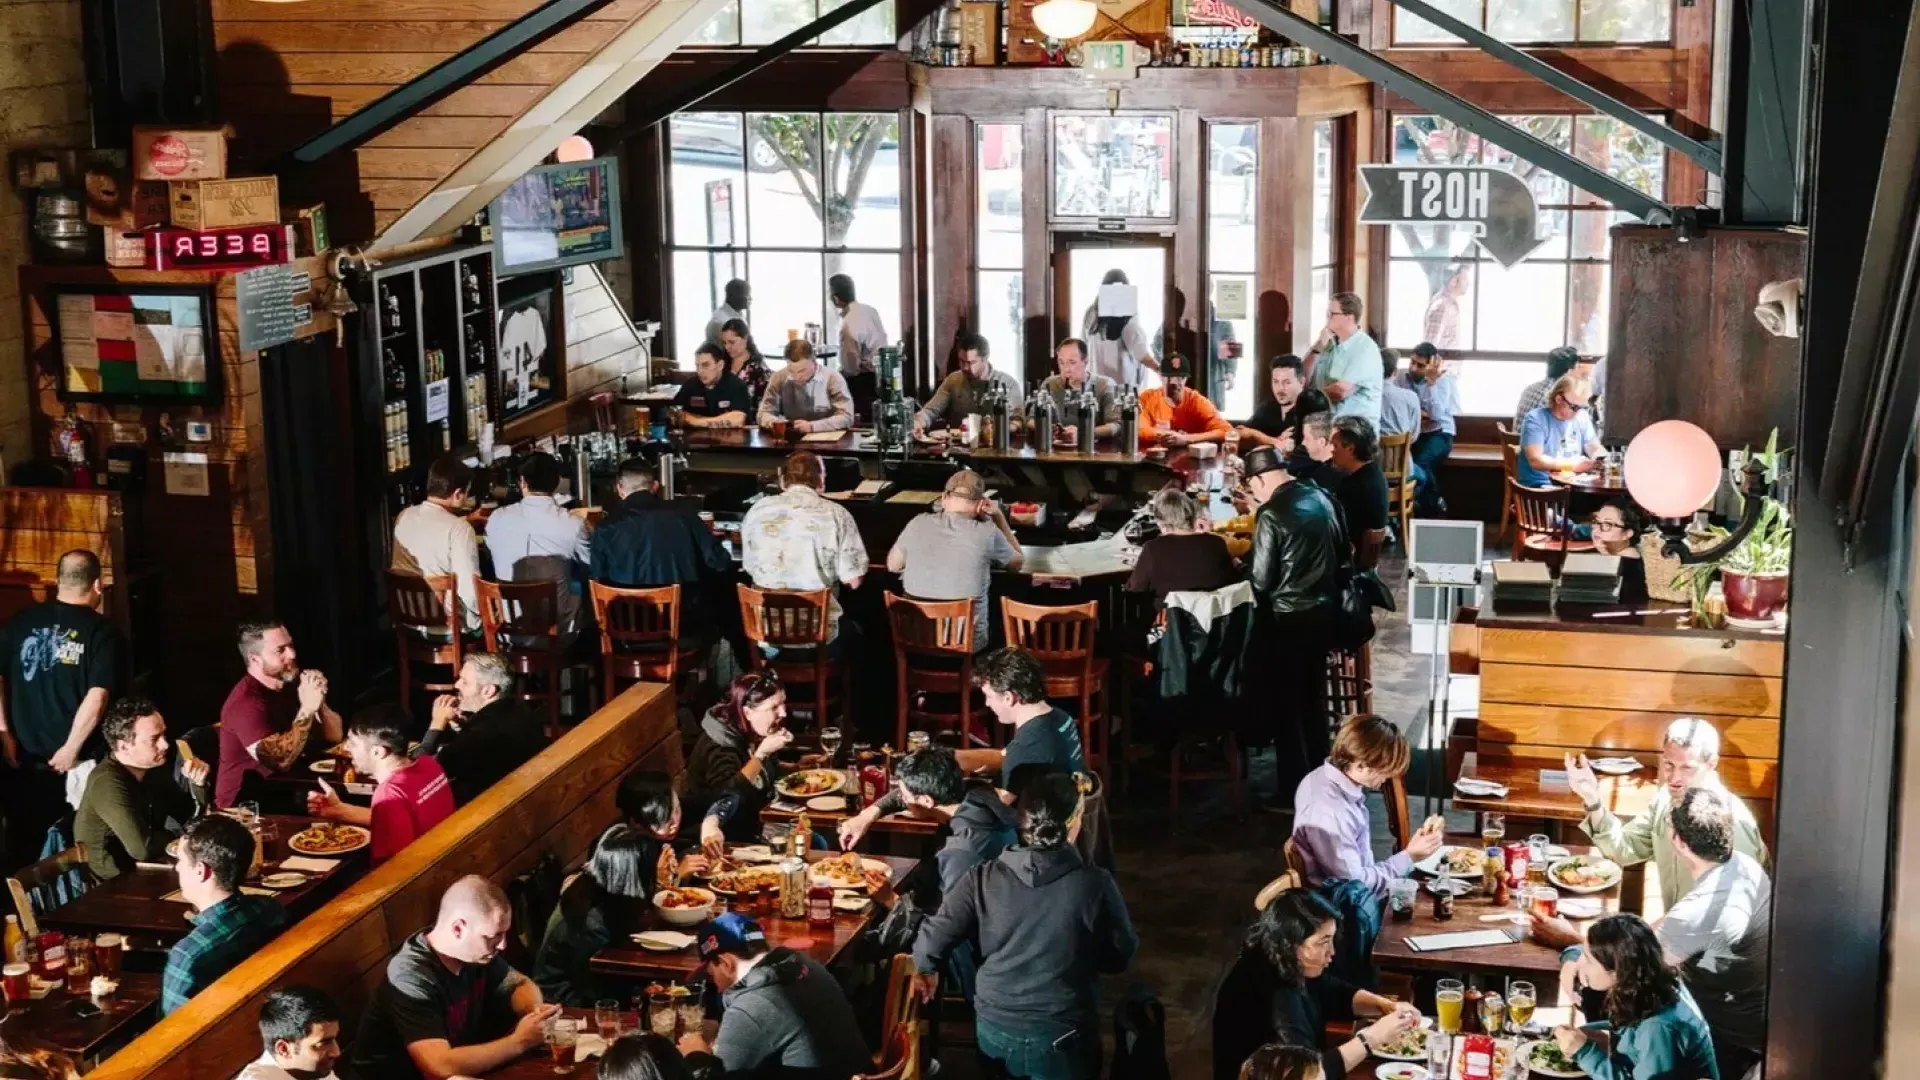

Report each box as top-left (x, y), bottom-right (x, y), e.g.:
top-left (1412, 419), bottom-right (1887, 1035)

top-left (738, 584), bottom-right (850, 730)
top-left (9, 843), bottom-right (94, 937)
top-left (478, 579), bottom-right (589, 735)
top-left (1282, 835), bottom-right (1308, 882)
top-left (1510, 479), bottom-right (1595, 573)
top-left (589, 583), bottom-right (703, 705)
top-left (1354, 527), bottom-right (1388, 572)
top-left (1253, 869), bottom-right (1300, 912)
top-left (1376, 431), bottom-right (1416, 544)
top-left (884, 594), bottom-right (981, 750)
top-left (1497, 423), bottom-right (1521, 546)
top-left (1385, 771), bottom-right (1412, 851)
top-left (874, 953), bottom-right (922, 1072)
top-left (1000, 598), bottom-right (1109, 774)
top-left (386, 571), bottom-right (463, 706)
top-left (1325, 646), bottom-right (1373, 720)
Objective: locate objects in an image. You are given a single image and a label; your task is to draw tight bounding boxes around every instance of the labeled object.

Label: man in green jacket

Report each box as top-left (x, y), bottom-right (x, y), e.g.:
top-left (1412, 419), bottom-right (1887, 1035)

top-left (75, 696), bottom-right (209, 879)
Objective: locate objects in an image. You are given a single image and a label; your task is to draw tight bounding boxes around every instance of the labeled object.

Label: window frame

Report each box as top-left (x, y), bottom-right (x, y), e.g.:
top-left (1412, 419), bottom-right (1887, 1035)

top-left (973, 119), bottom-right (1028, 387)
top-left (1047, 110), bottom-right (1180, 227)
top-left (681, 0), bottom-right (900, 48)
top-left (1202, 117), bottom-right (1262, 417)
top-left (1389, 0), bottom-right (1674, 47)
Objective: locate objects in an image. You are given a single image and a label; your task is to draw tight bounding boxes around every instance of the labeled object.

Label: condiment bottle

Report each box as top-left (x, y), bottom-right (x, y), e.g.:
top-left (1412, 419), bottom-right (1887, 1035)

top-left (1462, 988), bottom-right (1484, 1034)
top-left (1492, 871), bottom-right (1510, 907)
top-left (807, 884), bottom-right (834, 926)
top-left (791, 813), bottom-right (811, 859)
top-left (3, 917), bottom-right (23, 966)
top-left (1431, 883), bottom-right (1454, 921)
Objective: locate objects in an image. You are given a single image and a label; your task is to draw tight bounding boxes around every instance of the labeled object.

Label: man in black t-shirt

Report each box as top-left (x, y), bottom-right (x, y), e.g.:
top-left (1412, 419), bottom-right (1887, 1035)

top-left (1237, 355), bottom-right (1329, 453)
top-left (0, 549), bottom-right (121, 869)
top-left (352, 876), bottom-right (556, 1080)
top-left (948, 648), bottom-right (1088, 786)
top-left (673, 343), bottom-right (753, 429)
top-left (1321, 416), bottom-right (1391, 541)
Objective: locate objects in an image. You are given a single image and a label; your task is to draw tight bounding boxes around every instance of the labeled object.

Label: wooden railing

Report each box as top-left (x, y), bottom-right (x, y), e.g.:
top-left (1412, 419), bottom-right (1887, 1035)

top-left (87, 681), bottom-right (681, 1080)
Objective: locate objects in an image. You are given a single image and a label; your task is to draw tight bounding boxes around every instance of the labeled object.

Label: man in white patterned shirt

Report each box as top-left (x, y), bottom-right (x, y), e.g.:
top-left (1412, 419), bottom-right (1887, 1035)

top-left (741, 451), bottom-right (868, 644)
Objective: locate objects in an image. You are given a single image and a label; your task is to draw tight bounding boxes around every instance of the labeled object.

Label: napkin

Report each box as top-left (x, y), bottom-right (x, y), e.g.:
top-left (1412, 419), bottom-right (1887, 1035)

top-left (1558, 898), bottom-right (1605, 919)
top-left (1453, 778), bottom-right (1510, 798)
top-left (574, 1034), bottom-right (609, 1062)
top-left (631, 931), bottom-right (696, 950)
top-left (279, 856), bottom-right (340, 874)
top-left (730, 845), bottom-right (777, 863)
top-left (240, 886), bottom-right (276, 897)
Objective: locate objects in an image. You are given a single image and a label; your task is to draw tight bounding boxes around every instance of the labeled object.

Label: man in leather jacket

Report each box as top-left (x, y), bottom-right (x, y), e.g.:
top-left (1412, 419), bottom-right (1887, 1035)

top-left (1244, 444), bottom-right (1349, 802)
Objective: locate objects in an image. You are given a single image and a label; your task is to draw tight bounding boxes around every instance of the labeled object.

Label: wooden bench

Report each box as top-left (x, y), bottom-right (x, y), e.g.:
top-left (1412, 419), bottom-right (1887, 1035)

top-left (1444, 442), bottom-right (1505, 468)
top-left (86, 681), bottom-right (681, 1080)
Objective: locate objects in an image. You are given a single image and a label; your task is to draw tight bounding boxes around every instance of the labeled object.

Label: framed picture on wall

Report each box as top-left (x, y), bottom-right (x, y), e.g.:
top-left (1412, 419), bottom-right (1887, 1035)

top-left (49, 285), bottom-right (221, 403)
top-left (496, 273), bottom-right (561, 419)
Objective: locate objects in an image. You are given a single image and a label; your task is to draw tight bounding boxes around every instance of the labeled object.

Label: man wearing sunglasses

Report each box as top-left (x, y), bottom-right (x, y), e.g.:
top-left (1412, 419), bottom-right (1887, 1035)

top-left (1517, 375), bottom-right (1605, 487)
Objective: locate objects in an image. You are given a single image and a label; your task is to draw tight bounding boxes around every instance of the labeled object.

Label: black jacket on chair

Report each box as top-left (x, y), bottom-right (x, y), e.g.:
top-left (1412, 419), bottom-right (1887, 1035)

top-left (1248, 481), bottom-right (1347, 616)
top-left (1156, 582), bottom-right (1257, 701)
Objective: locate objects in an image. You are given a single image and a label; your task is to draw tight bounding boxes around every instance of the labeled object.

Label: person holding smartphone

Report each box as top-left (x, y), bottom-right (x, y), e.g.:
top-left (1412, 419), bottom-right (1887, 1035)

top-left (886, 469), bottom-right (1023, 648)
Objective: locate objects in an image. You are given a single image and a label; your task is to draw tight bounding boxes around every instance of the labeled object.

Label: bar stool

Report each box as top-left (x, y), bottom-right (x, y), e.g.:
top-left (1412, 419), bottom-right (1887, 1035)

top-left (738, 583), bottom-right (850, 731)
top-left (1354, 527), bottom-right (1389, 572)
top-left (1377, 431), bottom-right (1416, 544)
top-left (1511, 479), bottom-right (1594, 572)
top-left (589, 582), bottom-right (704, 703)
top-left (386, 571), bottom-right (463, 707)
top-left (1001, 598), bottom-right (1109, 778)
top-left (884, 594), bottom-right (980, 750)
top-left (478, 579), bottom-right (589, 736)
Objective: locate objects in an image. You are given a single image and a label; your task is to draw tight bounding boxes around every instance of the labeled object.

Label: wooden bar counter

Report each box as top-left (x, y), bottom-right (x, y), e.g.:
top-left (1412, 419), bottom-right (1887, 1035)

top-left (1466, 601), bottom-right (1784, 833)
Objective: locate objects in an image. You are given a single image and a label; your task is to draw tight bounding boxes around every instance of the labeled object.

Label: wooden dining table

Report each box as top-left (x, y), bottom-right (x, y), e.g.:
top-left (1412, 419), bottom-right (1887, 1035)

top-left (0, 971), bottom-right (163, 1068)
top-left (40, 814), bottom-right (369, 946)
top-left (590, 850), bottom-right (918, 981)
top-left (1373, 847), bottom-right (1622, 983)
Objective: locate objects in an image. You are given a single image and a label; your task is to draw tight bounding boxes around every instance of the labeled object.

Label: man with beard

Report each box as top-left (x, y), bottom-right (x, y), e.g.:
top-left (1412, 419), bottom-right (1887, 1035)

top-left (216, 621), bottom-right (343, 809)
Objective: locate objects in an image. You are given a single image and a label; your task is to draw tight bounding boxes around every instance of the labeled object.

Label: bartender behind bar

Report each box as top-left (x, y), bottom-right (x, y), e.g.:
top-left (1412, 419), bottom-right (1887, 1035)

top-left (757, 339), bottom-right (856, 433)
top-left (916, 333), bottom-right (1022, 434)
top-left (674, 343), bottom-right (751, 429)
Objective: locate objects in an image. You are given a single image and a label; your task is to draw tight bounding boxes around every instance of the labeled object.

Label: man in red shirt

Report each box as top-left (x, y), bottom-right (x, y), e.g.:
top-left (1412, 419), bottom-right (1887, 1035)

top-left (217, 621), bottom-right (343, 809)
top-left (308, 706), bottom-right (455, 864)
top-left (1139, 353), bottom-right (1230, 450)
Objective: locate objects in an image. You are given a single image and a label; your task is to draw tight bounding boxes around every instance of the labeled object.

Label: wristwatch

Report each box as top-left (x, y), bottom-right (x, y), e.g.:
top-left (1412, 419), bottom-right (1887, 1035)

top-left (1355, 1032), bottom-right (1373, 1055)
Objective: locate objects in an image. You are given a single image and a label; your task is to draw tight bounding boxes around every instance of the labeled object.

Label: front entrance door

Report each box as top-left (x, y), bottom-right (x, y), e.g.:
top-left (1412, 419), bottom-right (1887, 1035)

top-left (1050, 234), bottom-right (1171, 387)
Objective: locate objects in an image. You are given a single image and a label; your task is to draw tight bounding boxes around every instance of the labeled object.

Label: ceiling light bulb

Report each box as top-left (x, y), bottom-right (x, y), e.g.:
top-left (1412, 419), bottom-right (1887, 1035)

top-left (1031, 0), bottom-right (1097, 40)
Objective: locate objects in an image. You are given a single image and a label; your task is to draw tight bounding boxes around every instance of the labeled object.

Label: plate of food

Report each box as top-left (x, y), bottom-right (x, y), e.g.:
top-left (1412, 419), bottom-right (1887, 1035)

top-left (776, 770), bottom-right (846, 800)
top-left (1516, 1039), bottom-right (1587, 1078)
top-left (1370, 1019), bottom-right (1432, 1061)
top-left (1588, 757), bottom-right (1644, 775)
top-left (260, 872), bottom-right (308, 889)
top-left (1417, 845), bottom-right (1488, 878)
top-left (809, 852), bottom-right (892, 891)
top-left (308, 759), bottom-right (337, 774)
top-left (1375, 1065), bottom-right (1429, 1080)
top-left (706, 865), bottom-right (783, 896)
top-left (653, 887), bottom-right (719, 927)
top-left (1549, 856), bottom-right (1623, 894)
top-left (288, 823), bottom-right (371, 856)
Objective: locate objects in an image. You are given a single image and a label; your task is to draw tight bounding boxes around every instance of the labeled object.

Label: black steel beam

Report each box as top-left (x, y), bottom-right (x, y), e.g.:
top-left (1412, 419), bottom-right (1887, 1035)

top-left (1379, 0), bottom-right (1722, 174)
top-left (1224, 0), bottom-right (1672, 222)
top-left (272, 0), bottom-right (619, 171)
top-left (599, 0), bottom-right (893, 146)
top-left (1721, 0), bottom-right (1809, 224)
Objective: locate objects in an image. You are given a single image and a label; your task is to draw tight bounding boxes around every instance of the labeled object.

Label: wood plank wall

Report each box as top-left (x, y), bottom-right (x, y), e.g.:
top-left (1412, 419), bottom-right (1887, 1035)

top-left (211, 0), bottom-right (663, 243)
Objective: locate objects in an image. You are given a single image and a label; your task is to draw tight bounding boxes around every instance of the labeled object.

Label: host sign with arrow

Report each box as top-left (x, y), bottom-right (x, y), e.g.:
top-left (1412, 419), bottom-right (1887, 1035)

top-left (1358, 165), bottom-right (1544, 268)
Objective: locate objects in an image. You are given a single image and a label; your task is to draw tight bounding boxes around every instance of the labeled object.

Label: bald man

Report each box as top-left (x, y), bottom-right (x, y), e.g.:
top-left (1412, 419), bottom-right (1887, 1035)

top-left (351, 876), bottom-right (557, 1080)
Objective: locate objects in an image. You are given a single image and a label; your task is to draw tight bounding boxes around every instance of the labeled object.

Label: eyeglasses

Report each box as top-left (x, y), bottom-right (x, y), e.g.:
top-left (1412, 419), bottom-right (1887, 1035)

top-left (1590, 518), bottom-right (1629, 531)
top-left (1553, 393), bottom-right (1589, 413)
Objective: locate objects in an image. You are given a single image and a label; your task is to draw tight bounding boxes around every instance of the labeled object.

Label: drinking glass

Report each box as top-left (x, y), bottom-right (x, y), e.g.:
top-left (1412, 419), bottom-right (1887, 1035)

top-left (1507, 981), bottom-right (1537, 1032)
top-left (543, 1017), bottom-right (579, 1073)
top-left (1528, 835), bottom-right (1552, 884)
top-left (1388, 878), bottom-right (1419, 922)
top-left (1481, 813), bottom-right (1506, 847)
top-left (64, 936), bottom-right (91, 994)
top-left (237, 802), bottom-right (261, 827)
top-left (1435, 979), bottom-right (1465, 1034)
top-left (677, 989), bottom-right (705, 1037)
top-left (1477, 991), bottom-right (1505, 1036)
top-left (1531, 886), bottom-right (1560, 919)
top-left (648, 992), bottom-right (677, 1038)
top-left (819, 726), bottom-right (843, 764)
top-left (595, 999), bottom-right (622, 1041)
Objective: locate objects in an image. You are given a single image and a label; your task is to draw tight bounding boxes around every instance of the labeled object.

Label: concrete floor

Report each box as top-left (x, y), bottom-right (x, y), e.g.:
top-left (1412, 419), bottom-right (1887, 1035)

top-left (927, 553), bottom-right (1472, 1079)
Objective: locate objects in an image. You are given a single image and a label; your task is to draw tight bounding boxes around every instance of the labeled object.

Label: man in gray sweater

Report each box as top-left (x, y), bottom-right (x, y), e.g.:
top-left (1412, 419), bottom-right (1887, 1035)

top-left (678, 913), bottom-right (871, 1079)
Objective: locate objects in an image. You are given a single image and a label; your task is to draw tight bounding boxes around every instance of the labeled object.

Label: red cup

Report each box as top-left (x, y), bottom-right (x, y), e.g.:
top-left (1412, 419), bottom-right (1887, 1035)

top-left (2, 965), bottom-right (27, 1005)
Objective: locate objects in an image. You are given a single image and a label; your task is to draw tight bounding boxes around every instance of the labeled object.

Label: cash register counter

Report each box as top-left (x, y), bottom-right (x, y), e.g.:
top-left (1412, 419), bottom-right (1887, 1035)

top-left (1457, 600), bottom-right (1784, 836)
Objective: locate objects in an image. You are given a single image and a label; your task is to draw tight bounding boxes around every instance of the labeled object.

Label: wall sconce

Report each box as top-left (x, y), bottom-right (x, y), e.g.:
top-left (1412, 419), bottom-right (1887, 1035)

top-left (1031, 0), bottom-right (1098, 41)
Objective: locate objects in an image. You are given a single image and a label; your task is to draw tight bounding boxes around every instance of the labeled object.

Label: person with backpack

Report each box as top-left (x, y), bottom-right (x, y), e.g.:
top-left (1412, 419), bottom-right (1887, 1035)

top-left (912, 773), bottom-right (1137, 1080)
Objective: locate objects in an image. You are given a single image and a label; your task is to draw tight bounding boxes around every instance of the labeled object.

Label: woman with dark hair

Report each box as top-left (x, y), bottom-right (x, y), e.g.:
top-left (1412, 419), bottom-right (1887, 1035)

top-left (1556, 914), bottom-right (1719, 1080)
top-left (1238, 1043), bottom-right (1326, 1080)
top-left (1211, 890), bottom-right (1420, 1080)
top-left (1588, 500), bottom-right (1648, 605)
top-left (1080, 268), bottom-right (1158, 387)
top-left (597, 1033), bottom-right (694, 1080)
top-left (536, 806), bottom-right (708, 1005)
top-left (913, 773), bottom-right (1136, 1080)
top-left (687, 671), bottom-right (795, 850)
top-left (719, 318), bottom-right (770, 415)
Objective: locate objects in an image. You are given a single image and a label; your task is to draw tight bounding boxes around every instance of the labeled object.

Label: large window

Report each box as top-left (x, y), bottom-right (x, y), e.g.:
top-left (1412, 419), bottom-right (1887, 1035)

top-left (686, 0), bottom-right (895, 46)
top-left (1394, 0), bottom-right (1669, 45)
top-left (1309, 119), bottom-right (1338, 358)
top-left (1384, 113), bottom-right (1664, 414)
top-left (976, 123), bottom-right (1025, 384)
top-left (1052, 113), bottom-right (1175, 223)
top-left (668, 111), bottom-right (903, 365)
top-left (1206, 122), bottom-right (1258, 417)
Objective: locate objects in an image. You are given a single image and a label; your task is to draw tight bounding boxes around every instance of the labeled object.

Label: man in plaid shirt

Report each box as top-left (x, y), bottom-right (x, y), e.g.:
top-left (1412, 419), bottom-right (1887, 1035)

top-left (161, 814), bottom-right (287, 1015)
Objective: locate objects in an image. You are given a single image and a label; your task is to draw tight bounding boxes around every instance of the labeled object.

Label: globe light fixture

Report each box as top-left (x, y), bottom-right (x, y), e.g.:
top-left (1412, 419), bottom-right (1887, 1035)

top-left (1031, 0), bottom-right (1098, 41)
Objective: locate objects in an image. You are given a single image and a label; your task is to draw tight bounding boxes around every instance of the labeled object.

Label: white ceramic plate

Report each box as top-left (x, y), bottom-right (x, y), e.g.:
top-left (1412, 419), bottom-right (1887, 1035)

top-left (1516, 1039), bottom-right (1588, 1078)
top-left (1588, 757), bottom-right (1643, 775)
top-left (1370, 1018), bottom-right (1433, 1061)
top-left (806, 795), bottom-right (848, 812)
top-left (308, 759), bottom-right (337, 774)
top-left (632, 931), bottom-right (695, 952)
top-left (260, 872), bottom-right (308, 889)
top-left (1375, 1064), bottom-right (1430, 1080)
top-left (1415, 845), bottom-right (1490, 878)
top-left (1548, 857), bottom-right (1622, 894)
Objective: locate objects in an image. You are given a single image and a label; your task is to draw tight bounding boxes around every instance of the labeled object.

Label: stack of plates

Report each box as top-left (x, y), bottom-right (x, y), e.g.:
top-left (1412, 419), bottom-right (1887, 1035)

top-left (1558, 552), bottom-right (1623, 604)
top-left (1490, 560), bottom-right (1553, 608)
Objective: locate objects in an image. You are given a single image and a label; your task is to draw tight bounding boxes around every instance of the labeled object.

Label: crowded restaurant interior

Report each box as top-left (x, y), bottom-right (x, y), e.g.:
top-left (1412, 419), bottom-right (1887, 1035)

top-left (0, 0), bottom-right (1911, 1076)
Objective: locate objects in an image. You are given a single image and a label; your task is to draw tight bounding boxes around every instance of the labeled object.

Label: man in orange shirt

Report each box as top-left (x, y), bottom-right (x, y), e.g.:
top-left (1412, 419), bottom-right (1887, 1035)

top-left (1139, 353), bottom-right (1231, 449)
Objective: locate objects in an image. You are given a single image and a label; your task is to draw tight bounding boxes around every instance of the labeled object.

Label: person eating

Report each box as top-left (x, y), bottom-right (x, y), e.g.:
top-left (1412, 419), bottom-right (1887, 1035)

top-left (1211, 890), bottom-right (1421, 1080)
top-left (673, 343), bottom-right (752, 429)
top-left (1291, 714), bottom-right (1442, 897)
top-left (756, 339), bottom-right (854, 434)
top-left (1564, 716), bottom-right (1769, 910)
top-left (915, 333), bottom-right (1021, 435)
top-left (1553, 914), bottom-right (1720, 1080)
top-left (535, 821), bottom-right (706, 1006)
top-left (1125, 489), bottom-right (1240, 602)
top-left (687, 671), bottom-right (795, 850)
top-left (1138, 352), bottom-right (1230, 449)
top-left (676, 913), bottom-right (870, 1078)
top-left (74, 696), bottom-right (208, 880)
top-left (305, 706), bottom-right (455, 866)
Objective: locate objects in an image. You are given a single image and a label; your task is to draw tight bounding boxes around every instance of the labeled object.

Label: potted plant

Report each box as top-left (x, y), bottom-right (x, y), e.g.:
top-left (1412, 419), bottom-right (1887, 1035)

top-left (1674, 431), bottom-right (1793, 623)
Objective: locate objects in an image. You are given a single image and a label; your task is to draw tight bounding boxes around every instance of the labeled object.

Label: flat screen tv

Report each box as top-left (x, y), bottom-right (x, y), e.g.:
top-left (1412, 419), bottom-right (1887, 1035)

top-left (50, 286), bottom-right (219, 403)
top-left (491, 156), bottom-right (623, 278)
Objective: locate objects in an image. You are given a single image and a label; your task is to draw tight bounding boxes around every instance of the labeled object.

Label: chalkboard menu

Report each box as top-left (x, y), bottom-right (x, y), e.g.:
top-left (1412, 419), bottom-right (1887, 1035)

top-left (236, 262), bottom-right (313, 352)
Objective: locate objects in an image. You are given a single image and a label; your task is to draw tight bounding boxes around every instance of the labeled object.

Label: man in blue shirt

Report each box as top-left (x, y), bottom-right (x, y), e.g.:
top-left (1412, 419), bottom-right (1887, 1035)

top-left (1305, 292), bottom-right (1382, 426)
top-left (1395, 342), bottom-right (1461, 513)
top-left (484, 452), bottom-right (591, 638)
top-left (1518, 375), bottom-right (1605, 487)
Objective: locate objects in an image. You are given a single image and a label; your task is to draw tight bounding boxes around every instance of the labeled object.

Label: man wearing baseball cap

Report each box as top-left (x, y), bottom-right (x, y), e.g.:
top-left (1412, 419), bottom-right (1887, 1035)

top-left (887, 469), bottom-right (1022, 647)
top-left (1138, 352), bottom-right (1230, 450)
top-left (677, 913), bottom-right (870, 1078)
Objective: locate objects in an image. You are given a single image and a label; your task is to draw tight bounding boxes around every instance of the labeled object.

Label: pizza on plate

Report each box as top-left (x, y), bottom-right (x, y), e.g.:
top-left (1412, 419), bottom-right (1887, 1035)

top-left (289, 823), bottom-right (369, 854)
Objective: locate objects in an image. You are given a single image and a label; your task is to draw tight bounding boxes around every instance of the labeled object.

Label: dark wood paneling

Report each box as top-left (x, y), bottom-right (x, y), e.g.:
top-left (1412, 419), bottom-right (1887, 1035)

top-left (1606, 225), bottom-right (1805, 449)
top-left (1379, 48), bottom-right (1689, 113)
top-left (930, 114), bottom-right (973, 379)
top-left (909, 62), bottom-right (1369, 116)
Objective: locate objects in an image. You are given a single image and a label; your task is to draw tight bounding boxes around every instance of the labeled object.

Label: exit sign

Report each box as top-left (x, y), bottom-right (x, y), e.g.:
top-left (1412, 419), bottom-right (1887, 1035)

top-left (149, 224), bottom-right (295, 272)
